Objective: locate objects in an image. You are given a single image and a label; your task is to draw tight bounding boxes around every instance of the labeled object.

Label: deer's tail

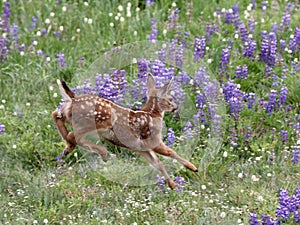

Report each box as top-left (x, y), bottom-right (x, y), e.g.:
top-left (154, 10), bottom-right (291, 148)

top-left (57, 79), bottom-right (75, 102)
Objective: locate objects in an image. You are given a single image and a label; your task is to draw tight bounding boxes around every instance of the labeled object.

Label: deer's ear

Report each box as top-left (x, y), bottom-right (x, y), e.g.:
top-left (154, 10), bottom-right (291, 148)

top-left (158, 77), bottom-right (173, 97)
top-left (147, 73), bottom-right (156, 91)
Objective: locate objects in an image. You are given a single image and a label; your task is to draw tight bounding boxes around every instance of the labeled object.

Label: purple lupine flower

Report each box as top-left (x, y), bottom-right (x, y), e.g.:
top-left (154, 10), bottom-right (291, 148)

top-left (291, 28), bottom-right (300, 53)
top-left (242, 64), bottom-right (248, 78)
top-left (0, 38), bottom-right (9, 62)
top-left (292, 146), bottom-right (299, 164)
top-left (169, 79), bottom-right (186, 105)
top-left (219, 46), bottom-right (231, 76)
top-left (276, 188), bottom-right (291, 222)
top-left (271, 23), bottom-right (278, 33)
top-left (244, 126), bottom-right (252, 140)
top-left (281, 66), bottom-right (288, 79)
top-left (175, 43), bottom-right (184, 68)
top-left (261, 30), bottom-right (268, 39)
top-left (254, 184), bottom-right (300, 224)
top-left (268, 32), bottom-right (277, 66)
top-left (232, 12), bottom-right (241, 30)
top-left (240, 25), bottom-right (249, 42)
top-left (281, 14), bottom-right (291, 30)
top-left (295, 28), bottom-right (300, 46)
top-left (251, 0), bottom-right (256, 9)
top-left (261, 215), bottom-right (275, 225)
top-left (166, 128), bottom-right (175, 147)
top-left (29, 16), bottom-right (38, 30)
top-left (98, 70), bottom-right (128, 104)
top-left (151, 59), bottom-right (167, 78)
top-left (243, 39), bottom-right (257, 58)
top-left (155, 175), bottom-right (166, 193)
top-left (166, 39), bottom-right (177, 64)
top-left (244, 93), bottom-right (256, 109)
top-left (260, 32), bottom-right (277, 67)
top-left (138, 59), bottom-right (149, 78)
top-left (235, 65), bottom-right (248, 79)
top-left (248, 19), bottom-right (255, 33)
top-left (78, 57), bottom-right (85, 67)
top-left (176, 71), bottom-right (190, 86)
top-left (196, 91), bottom-right (206, 109)
top-left (18, 43), bottom-right (26, 53)
top-left (36, 49), bottom-right (43, 56)
top-left (13, 108), bottom-right (23, 118)
top-left (229, 128), bottom-right (239, 147)
top-left (53, 31), bottom-right (61, 40)
top-left (42, 28), bottom-right (48, 36)
top-left (280, 2), bottom-right (293, 30)
top-left (11, 23), bottom-right (18, 37)
top-left (261, 1), bottom-right (268, 10)
top-left (76, 78), bottom-right (95, 95)
top-left (266, 90), bottom-right (277, 115)
top-left (280, 40), bottom-right (286, 50)
top-left (232, 4), bottom-right (240, 14)
top-left (194, 36), bottom-right (206, 61)
top-left (289, 36), bottom-right (297, 53)
top-left (222, 80), bottom-right (245, 119)
top-left (225, 9), bottom-right (235, 24)
top-left (145, 0), bottom-right (155, 6)
top-left (272, 75), bottom-right (280, 87)
top-left (94, 72), bottom-right (127, 102)
top-left (194, 109), bottom-right (206, 125)
top-left (209, 102), bottom-right (224, 133)
top-left (174, 176), bottom-right (185, 192)
top-left (279, 85), bottom-right (288, 106)
top-left (194, 67), bottom-right (209, 87)
top-left (147, 18), bottom-right (158, 43)
top-left (0, 123), bottom-right (6, 135)
top-left (158, 48), bottom-right (166, 62)
top-left (280, 130), bottom-right (288, 143)
top-left (1, 2), bottom-right (11, 33)
top-left (293, 115), bottom-right (300, 136)
top-left (249, 213), bottom-right (259, 225)
top-left (264, 65), bottom-right (273, 76)
top-left (292, 61), bottom-right (300, 72)
top-left (56, 53), bottom-right (66, 67)
top-left (206, 23), bottom-right (218, 42)
top-left (183, 121), bottom-right (193, 140)
top-left (168, 8), bottom-right (180, 29)
top-left (235, 65), bottom-right (243, 79)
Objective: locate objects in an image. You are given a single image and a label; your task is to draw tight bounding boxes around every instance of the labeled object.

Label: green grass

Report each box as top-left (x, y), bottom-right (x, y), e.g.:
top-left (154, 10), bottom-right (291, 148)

top-left (1, 0), bottom-right (300, 224)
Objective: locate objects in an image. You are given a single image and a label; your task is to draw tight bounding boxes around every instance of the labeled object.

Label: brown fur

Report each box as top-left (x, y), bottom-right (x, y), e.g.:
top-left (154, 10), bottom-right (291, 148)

top-left (52, 74), bottom-right (198, 189)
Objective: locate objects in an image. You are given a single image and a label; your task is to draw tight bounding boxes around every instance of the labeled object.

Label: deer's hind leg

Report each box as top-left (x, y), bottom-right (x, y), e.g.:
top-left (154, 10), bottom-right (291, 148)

top-left (152, 142), bottom-right (198, 172)
top-left (52, 110), bottom-right (77, 160)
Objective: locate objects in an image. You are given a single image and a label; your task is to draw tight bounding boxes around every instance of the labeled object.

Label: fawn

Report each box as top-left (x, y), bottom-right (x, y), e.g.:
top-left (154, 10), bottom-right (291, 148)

top-left (52, 73), bottom-right (198, 189)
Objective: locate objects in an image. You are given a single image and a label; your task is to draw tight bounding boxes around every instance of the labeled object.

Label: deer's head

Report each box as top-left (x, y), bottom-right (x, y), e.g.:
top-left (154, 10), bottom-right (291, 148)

top-left (145, 73), bottom-right (178, 113)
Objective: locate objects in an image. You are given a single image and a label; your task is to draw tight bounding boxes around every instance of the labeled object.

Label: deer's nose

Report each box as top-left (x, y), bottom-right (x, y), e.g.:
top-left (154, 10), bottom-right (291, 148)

top-left (172, 105), bottom-right (178, 112)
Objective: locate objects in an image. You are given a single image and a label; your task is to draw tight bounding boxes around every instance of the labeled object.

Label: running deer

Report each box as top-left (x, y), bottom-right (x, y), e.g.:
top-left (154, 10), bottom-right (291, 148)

top-left (52, 73), bottom-right (198, 189)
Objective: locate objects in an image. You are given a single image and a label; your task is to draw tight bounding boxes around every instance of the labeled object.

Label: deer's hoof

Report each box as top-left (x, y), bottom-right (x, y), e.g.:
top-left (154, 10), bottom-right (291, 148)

top-left (168, 180), bottom-right (177, 190)
top-left (54, 155), bottom-right (63, 161)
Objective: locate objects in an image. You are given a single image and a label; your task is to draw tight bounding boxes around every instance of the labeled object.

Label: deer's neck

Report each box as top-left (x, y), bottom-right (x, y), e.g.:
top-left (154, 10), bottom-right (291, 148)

top-left (141, 96), bottom-right (163, 117)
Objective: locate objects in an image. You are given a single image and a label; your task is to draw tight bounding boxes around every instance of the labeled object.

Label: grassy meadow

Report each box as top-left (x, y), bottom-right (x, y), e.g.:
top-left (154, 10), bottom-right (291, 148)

top-left (1, 0), bottom-right (300, 224)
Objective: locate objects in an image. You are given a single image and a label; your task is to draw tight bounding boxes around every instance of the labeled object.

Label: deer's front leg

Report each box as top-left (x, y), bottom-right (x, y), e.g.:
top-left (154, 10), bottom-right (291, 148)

top-left (152, 142), bottom-right (198, 172)
top-left (137, 151), bottom-right (177, 189)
